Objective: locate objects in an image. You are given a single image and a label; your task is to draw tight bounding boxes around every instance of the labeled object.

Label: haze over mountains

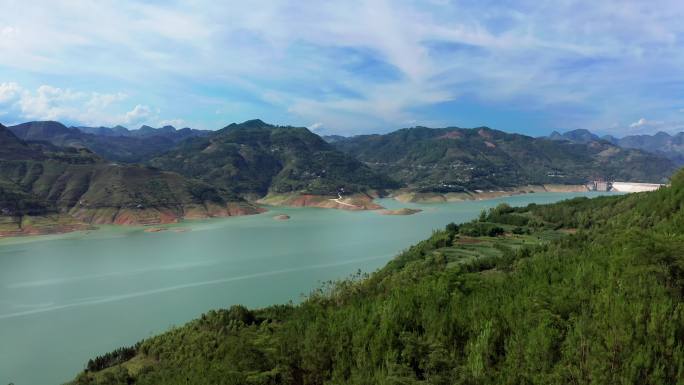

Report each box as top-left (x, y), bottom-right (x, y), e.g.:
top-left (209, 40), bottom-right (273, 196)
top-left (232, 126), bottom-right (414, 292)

top-left (548, 129), bottom-right (684, 165)
top-left (7, 121), bottom-right (210, 163)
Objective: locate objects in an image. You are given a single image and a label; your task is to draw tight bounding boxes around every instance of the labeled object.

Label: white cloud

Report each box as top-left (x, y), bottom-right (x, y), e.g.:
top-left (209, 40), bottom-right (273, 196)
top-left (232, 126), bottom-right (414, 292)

top-left (630, 118), bottom-right (650, 128)
top-left (0, 82), bottom-right (21, 104)
top-left (308, 122), bottom-right (323, 131)
top-left (124, 104), bottom-right (152, 125)
top-left (86, 92), bottom-right (127, 110)
top-left (0, 82), bottom-right (164, 127)
top-left (619, 117), bottom-right (684, 134)
top-left (0, 26), bottom-right (15, 37)
top-left (16, 85), bottom-right (87, 120)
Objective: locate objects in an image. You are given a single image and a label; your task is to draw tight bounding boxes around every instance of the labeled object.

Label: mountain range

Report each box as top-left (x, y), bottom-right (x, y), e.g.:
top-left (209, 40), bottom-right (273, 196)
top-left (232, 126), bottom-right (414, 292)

top-left (0, 123), bottom-right (259, 235)
top-left (8, 121), bottom-right (209, 163)
top-left (332, 126), bottom-right (675, 191)
top-left (148, 119), bottom-right (399, 198)
top-left (548, 128), bottom-right (684, 165)
top-left (0, 119), bottom-right (680, 235)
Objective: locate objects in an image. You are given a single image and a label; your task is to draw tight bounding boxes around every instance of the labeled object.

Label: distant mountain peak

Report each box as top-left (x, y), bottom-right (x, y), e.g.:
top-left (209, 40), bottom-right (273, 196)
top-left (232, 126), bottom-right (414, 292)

top-left (654, 131), bottom-right (672, 138)
top-left (241, 119), bottom-right (268, 128)
top-left (221, 119), bottom-right (276, 132)
top-left (546, 128), bottom-right (599, 144)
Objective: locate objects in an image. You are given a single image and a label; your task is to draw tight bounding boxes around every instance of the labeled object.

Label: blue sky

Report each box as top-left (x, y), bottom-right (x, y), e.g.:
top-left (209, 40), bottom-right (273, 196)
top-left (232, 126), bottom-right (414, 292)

top-left (0, 0), bottom-right (683, 137)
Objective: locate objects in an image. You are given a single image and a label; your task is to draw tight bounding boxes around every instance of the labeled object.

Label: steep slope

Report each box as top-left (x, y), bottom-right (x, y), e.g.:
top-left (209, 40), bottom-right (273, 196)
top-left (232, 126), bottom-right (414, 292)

top-left (0, 123), bottom-right (44, 160)
top-left (71, 169), bottom-right (684, 385)
top-left (7, 121), bottom-right (208, 163)
top-left (0, 124), bottom-right (53, 215)
top-left (150, 119), bottom-right (399, 199)
top-left (333, 126), bottom-right (675, 192)
top-left (0, 124), bottom-right (261, 235)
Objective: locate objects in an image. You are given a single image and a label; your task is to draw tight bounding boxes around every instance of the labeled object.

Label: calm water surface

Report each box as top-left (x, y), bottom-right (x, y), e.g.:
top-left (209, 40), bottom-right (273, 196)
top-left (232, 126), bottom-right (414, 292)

top-left (0, 192), bottom-right (614, 384)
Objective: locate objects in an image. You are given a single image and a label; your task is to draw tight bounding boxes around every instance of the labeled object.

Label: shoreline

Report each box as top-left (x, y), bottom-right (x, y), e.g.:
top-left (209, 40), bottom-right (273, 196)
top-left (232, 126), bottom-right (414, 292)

top-left (256, 192), bottom-right (383, 211)
top-left (0, 188), bottom-right (618, 240)
top-left (0, 202), bottom-right (266, 239)
top-left (390, 184), bottom-right (590, 203)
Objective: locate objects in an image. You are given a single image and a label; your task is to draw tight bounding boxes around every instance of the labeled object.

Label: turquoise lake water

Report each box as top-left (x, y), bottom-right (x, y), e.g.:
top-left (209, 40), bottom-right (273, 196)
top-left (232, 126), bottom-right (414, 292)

top-left (0, 192), bottom-right (615, 384)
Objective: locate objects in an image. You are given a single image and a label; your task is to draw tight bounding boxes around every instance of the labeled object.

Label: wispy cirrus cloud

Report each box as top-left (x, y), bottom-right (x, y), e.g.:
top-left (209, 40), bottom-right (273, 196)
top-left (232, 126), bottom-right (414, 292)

top-left (0, 0), bottom-right (682, 135)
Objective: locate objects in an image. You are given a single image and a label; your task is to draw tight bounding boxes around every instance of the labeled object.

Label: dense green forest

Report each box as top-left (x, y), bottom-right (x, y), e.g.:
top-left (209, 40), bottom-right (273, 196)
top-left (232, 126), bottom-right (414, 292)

top-left (331, 126), bottom-right (675, 191)
top-left (149, 119), bottom-right (398, 196)
top-left (72, 169), bottom-right (684, 385)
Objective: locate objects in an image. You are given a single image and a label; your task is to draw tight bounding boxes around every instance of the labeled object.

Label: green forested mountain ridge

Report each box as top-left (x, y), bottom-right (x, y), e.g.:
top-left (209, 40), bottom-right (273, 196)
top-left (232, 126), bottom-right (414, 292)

top-left (332, 126), bottom-right (675, 191)
top-left (73, 169), bottom-right (684, 385)
top-left (7, 121), bottom-right (208, 163)
top-left (0, 124), bottom-right (259, 233)
top-left (149, 119), bottom-right (399, 197)
top-left (6, 120), bottom-right (676, 198)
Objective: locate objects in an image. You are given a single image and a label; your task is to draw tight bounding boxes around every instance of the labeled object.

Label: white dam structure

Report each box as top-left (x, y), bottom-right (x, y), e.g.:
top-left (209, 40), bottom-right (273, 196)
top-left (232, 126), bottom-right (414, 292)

top-left (586, 180), bottom-right (664, 192)
top-left (610, 182), bottom-right (664, 193)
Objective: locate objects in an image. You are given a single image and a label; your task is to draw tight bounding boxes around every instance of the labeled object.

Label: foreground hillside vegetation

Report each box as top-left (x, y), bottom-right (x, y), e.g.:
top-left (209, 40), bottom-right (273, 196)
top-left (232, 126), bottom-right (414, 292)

top-left (72, 169), bottom-right (684, 385)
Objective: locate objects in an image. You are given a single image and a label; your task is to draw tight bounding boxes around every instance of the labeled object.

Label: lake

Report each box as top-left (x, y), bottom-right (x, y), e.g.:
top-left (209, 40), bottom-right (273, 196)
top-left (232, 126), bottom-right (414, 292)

top-left (0, 192), bottom-right (613, 384)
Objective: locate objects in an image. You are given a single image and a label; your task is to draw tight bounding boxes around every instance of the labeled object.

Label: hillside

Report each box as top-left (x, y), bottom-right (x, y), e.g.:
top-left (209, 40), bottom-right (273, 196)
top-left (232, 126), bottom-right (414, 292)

top-left (7, 121), bottom-right (208, 163)
top-left (332, 126), bottom-right (675, 191)
top-left (149, 119), bottom-right (399, 197)
top-left (0, 124), bottom-right (260, 235)
top-left (71, 168), bottom-right (684, 385)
